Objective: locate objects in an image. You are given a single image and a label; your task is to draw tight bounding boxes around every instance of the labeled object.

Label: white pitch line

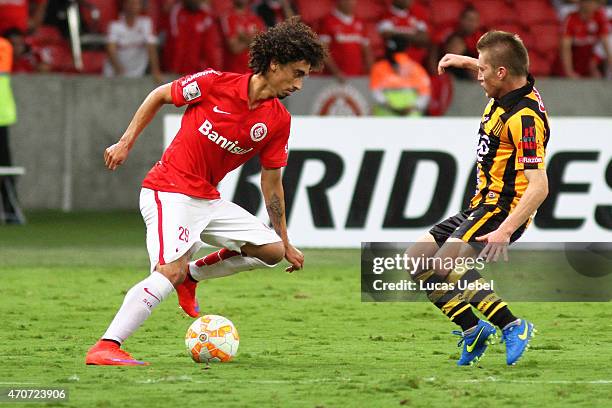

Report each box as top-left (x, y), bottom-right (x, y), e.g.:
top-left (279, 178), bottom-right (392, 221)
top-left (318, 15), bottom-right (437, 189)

top-left (454, 377), bottom-right (612, 385)
top-left (0, 382), bottom-right (39, 385)
top-left (136, 377), bottom-right (353, 385)
top-left (136, 376), bottom-right (612, 386)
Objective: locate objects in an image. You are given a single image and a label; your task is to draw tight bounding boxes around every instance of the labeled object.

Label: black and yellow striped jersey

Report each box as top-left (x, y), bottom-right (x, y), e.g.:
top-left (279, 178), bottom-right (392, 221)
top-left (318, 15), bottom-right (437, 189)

top-left (470, 75), bottom-right (550, 212)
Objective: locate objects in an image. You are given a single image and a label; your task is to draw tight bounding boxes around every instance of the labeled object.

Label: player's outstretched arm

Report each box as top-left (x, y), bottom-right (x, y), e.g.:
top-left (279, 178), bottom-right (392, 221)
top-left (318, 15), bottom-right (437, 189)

top-left (261, 167), bottom-right (304, 272)
top-left (104, 83), bottom-right (173, 170)
top-left (437, 53), bottom-right (479, 75)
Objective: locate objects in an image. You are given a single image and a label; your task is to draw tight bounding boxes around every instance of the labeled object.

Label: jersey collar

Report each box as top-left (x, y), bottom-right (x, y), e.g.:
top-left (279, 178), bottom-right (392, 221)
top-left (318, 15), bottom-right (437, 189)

top-left (390, 5), bottom-right (408, 18)
top-left (496, 74), bottom-right (535, 110)
top-left (332, 8), bottom-right (355, 25)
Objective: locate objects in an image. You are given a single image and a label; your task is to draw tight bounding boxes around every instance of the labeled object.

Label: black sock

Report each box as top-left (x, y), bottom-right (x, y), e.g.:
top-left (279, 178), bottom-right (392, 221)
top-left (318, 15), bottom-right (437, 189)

top-left (414, 271), bottom-right (479, 332)
top-left (101, 339), bottom-right (121, 347)
top-left (451, 269), bottom-right (518, 329)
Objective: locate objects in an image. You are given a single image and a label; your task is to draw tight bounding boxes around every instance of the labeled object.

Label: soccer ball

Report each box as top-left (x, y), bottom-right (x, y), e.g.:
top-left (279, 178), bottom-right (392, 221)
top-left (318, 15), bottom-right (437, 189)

top-left (185, 315), bottom-right (239, 363)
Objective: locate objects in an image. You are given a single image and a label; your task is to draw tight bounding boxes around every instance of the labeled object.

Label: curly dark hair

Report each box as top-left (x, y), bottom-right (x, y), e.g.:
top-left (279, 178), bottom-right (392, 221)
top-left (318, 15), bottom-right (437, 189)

top-left (249, 16), bottom-right (327, 74)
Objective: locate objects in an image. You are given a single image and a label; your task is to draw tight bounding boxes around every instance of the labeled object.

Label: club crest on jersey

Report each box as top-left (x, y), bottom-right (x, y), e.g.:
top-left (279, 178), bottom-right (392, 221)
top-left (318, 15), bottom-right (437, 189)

top-left (183, 82), bottom-right (201, 102)
top-left (476, 133), bottom-right (490, 163)
top-left (250, 123), bottom-right (268, 142)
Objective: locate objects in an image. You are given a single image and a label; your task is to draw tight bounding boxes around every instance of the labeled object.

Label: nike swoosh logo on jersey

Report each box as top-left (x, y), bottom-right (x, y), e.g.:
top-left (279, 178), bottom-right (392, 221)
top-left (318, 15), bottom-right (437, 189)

top-left (213, 106), bottom-right (231, 115)
top-left (466, 327), bottom-right (486, 353)
top-left (518, 322), bottom-right (530, 340)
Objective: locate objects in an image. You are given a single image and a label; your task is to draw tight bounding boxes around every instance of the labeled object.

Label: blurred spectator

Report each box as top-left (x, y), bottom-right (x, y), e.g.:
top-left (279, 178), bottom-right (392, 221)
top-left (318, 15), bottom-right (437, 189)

top-left (43, 0), bottom-right (98, 37)
top-left (447, 6), bottom-right (483, 59)
top-left (0, 35), bottom-right (22, 223)
top-left (0, 0), bottom-right (47, 34)
top-left (319, 0), bottom-right (373, 81)
top-left (150, 0), bottom-right (176, 39)
top-left (254, 0), bottom-right (295, 28)
top-left (369, 37), bottom-right (430, 117)
top-left (3, 28), bottom-right (50, 72)
top-left (163, 0), bottom-right (222, 74)
top-left (436, 33), bottom-right (474, 80)
top-left (561, 0), bottom-right (612, 77)
top-left (378, 0), bottom-right (429, 66)
top-left (104, 0), bottom-right (161, 82)
top-left (221, 0), bottom-right (265, 73)
top-left (428, 7), bottom-right (484, 79)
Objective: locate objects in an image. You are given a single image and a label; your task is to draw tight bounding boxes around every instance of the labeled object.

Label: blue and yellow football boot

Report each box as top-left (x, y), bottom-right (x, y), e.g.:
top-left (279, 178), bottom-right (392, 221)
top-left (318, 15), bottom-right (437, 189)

top-left (452, 319), bottom-right (497, 366)
top-left (502, 319), bottom-right (536, 365)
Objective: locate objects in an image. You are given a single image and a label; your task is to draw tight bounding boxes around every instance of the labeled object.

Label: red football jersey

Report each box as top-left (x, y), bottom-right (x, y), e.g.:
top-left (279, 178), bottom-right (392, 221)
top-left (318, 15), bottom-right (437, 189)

top-left (319, 10), bottom-right (369, 76)
top-left (0, 0), bottom-right (43, 34)
top-left (563, 9), bottom-right (610, 76)
top-left (142, 70), bottom-right (291, 199)
top-left (378, 5), bottom-right (429, 64)
top-left (220, 9), bottom-right (265, 73)
top-left (163, 3), bottom-right (223, 74)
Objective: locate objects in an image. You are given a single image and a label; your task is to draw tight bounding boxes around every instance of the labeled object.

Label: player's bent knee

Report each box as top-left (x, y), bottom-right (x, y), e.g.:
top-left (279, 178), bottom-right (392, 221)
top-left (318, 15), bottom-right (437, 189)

top-left (405, 234), bottom-right (440, 277)
top-left (242, 241), bottom-right (285, 265)
top-left (258, 242), bottom-right (285, 265)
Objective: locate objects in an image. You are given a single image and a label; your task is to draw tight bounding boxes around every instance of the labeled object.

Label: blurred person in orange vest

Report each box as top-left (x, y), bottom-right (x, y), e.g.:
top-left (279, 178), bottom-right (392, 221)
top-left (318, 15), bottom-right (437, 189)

top-left (0, 35), bottom-right (22, 223)
top-left (370, 36), bottom-right (431, 116)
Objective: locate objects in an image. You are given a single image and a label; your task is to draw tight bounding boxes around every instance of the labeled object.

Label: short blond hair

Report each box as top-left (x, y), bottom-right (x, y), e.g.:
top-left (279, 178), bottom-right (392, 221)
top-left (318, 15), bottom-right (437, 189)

top-left (477, 30), bottom-right (529, 77)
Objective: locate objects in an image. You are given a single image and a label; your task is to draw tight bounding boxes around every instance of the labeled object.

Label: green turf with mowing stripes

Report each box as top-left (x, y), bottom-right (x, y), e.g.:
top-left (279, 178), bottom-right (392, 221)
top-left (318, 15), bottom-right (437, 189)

top-left (1, 212), bottom-right (611, 407)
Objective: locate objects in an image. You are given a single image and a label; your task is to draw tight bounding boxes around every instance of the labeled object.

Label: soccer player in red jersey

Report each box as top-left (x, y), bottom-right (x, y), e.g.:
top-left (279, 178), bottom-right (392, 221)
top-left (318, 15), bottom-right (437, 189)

top-left (561, 0), bottom-right (612, 78)
top-left (319, 0), bottom-right (373, 81)
top-left (85, 17), bottom-right (326, 366)
top-left (221, 0), bottom-right (266, 73)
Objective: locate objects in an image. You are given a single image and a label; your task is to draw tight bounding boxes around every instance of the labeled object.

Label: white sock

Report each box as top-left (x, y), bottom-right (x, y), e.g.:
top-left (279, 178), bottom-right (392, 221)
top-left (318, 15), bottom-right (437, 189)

top-left (188, 256), bottom-right (274, 281)
top-left (102, 271), bottom-right (174, 344)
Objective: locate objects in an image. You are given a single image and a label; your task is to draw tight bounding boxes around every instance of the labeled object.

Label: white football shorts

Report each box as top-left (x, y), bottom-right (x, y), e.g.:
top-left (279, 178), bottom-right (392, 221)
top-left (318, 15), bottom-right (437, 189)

top-left (140, 188), bottom-right (281, 272)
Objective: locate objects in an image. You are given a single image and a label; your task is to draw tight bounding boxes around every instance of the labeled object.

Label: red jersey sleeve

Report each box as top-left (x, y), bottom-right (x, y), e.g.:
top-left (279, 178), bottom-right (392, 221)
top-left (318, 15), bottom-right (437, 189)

top-left (595, 9), bottom-right (609, 36)
top-left (220, 15), bottom-right (237, 38)
top-left (318, 17), bottom-right (333, 43)
top-left (171, 69), bottom-right (220, 107)
top-left (260, 114), bottom-right (290, 168)
top-left (563, 14), bottom-right (577, 37)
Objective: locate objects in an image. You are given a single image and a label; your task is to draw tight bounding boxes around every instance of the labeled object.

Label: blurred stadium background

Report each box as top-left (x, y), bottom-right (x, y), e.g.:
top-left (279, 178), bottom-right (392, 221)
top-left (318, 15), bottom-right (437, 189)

top-left (1, 0), bottom-right (611, 235)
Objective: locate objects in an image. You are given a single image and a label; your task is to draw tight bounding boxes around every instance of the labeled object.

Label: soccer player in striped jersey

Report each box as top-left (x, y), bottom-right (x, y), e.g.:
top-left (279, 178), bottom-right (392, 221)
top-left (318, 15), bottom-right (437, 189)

top-left (406, 31), bottom-right (549, 366)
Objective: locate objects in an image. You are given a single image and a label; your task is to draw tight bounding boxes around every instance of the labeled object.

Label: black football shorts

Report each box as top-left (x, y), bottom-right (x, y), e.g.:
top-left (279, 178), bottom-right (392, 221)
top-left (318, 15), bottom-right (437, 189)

top-left (429, 205), bottom-right (528, 248)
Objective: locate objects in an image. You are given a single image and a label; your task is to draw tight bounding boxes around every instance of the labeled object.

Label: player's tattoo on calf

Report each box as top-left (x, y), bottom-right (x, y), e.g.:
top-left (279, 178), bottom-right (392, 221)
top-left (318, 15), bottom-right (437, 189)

top-left (266, 193), bottom-right (284, 235)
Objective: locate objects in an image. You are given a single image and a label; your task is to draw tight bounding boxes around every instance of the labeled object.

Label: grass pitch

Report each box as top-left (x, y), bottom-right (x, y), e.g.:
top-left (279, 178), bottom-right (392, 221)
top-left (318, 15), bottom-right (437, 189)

top-left (1, 211), bottom-right (611, 407)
